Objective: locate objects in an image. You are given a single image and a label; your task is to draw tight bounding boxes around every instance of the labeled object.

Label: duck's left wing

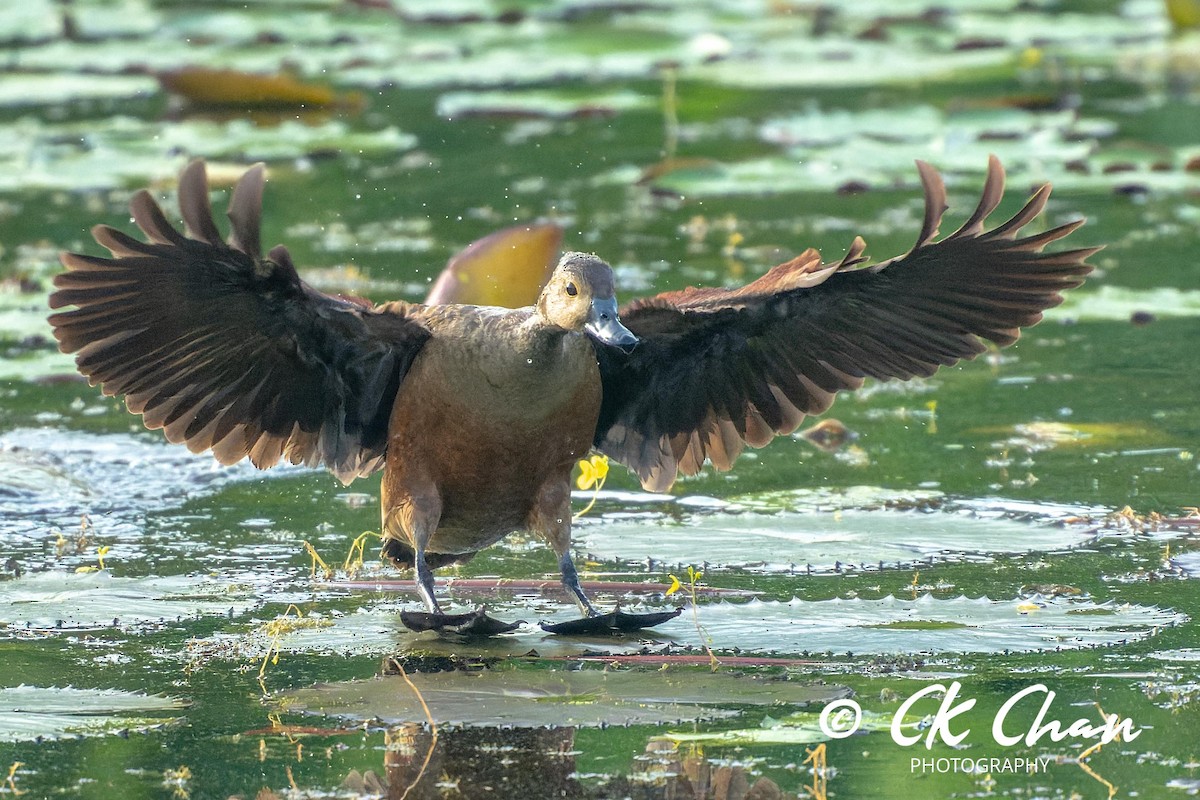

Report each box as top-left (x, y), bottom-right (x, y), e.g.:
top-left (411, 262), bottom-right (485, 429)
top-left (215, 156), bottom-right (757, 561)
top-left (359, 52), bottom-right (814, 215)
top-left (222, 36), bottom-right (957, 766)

top-left (49, 161), bottom-right (431, 484)
top-left (592, 156), bottom-right (1098, 492)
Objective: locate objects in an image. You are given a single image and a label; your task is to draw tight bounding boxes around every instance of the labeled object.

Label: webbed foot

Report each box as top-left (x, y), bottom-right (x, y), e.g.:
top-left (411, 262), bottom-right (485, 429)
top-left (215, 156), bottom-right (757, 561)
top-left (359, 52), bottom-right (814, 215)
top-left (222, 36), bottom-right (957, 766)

top-left (539, 607), bottom-right (682, 635)
top-left (400, 607), bottom-right (523, 636)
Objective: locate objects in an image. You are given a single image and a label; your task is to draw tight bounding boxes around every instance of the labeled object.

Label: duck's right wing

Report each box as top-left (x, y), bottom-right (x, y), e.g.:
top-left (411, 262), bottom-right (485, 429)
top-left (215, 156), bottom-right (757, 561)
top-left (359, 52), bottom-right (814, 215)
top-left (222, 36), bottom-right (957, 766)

top-left (49, 161), bottom-right (431, 484)
top-left (593, 157), bottom-right (1098, 492)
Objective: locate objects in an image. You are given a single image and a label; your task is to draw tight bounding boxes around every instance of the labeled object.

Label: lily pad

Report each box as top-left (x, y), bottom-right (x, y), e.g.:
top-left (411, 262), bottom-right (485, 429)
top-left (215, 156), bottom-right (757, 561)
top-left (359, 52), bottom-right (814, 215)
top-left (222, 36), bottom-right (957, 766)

top-left (0, 74), bottom-right (157, 108)
top-left (436, 89), bottom-right (650, 120)
top-left (986, 421), bottom-right (1161, 453)
top-left (644, 93), bottom-right (1200, 196)
top-left (735, 485), bottom-right (946, 512)
top-left (1046, 285), bottom-right (1200, 322)
top-left (1148, 648), bottom-right (1200, 662)
top-left (0, 115), bottom-right (415, 192)
top-left (690, 45), bottom-right (1013, 91)
top-left (0, 572), bottom-right (259, 633)
top-left (337, 31), bottom-right (680, 90)
top-left (279, 668), bottom-right (850, 729)
top-left (0, 348), bottom-right (75, 381)
top-left (0, 428), bottom-right (300, 546)
top-left (0, 283), bottom-right (67, 375)
top-left (0, 686), bottom-right (187, 742)
top-left (575, 503), bottom-right (1097, 573)
top-left (0, 1), bottom-right (61, 44)
top-left (68, 0), bottom-right (163, 39)
top-left (0, 0), bottom-right (162, 43)
top-left (158, 67), bottom-right (351, 109)
top-left (190, 598), bottom-right (677, 664)
top-left (759, 105), bottom-right (1080, 150)
top-left (685, 596), bottom-right (1185, 656)
top-left (1171, 552), bottom-right (1200, 578)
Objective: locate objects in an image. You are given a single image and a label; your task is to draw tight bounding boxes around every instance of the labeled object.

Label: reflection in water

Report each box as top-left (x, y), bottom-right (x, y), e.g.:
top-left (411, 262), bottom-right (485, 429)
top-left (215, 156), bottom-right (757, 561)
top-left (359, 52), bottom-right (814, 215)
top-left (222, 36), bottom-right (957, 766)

top-left (385, 724), bottom-right (577, 798)
top-left (381, 725), bottom-right (800, 799)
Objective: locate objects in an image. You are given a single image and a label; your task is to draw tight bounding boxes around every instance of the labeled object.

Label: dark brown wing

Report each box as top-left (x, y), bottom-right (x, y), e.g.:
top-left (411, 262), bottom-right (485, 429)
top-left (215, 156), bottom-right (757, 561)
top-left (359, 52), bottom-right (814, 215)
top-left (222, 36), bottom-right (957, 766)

top-left (48, 160), bottom-right (431, 484)
top-left (593, 156), bottom-right (1099, 492)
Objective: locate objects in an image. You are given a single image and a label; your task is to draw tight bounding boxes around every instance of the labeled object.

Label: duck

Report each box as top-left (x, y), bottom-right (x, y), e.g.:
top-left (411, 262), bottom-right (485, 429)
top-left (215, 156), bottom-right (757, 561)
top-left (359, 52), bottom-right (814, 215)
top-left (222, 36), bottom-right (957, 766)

top-left (48, 157), bottom-right (1097, 635)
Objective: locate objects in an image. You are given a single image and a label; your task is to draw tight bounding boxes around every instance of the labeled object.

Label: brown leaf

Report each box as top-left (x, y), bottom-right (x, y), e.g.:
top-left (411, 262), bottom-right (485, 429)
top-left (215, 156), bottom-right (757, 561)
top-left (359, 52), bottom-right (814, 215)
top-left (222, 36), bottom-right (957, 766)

top-left (425, 222), bottom-right (562, 307)
top-left (157, 67), bottom-right (361, 110)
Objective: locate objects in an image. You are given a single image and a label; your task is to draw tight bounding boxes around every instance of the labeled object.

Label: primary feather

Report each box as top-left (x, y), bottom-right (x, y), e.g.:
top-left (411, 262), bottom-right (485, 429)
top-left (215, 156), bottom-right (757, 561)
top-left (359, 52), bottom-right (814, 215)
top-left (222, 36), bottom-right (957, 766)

top-left (590, 156), bottom-right (1098, 491)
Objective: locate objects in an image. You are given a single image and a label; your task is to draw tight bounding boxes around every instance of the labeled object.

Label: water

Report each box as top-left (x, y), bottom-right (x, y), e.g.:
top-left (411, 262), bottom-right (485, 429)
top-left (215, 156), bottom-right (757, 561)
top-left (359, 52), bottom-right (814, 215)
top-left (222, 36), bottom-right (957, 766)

top-left (1, 1), bottom-right (1199, 798)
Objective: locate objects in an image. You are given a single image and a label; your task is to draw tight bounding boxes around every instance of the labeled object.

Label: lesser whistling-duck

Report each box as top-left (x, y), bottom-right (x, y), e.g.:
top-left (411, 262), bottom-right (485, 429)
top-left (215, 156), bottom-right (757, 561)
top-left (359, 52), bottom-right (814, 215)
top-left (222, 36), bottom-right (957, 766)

top-left (49, 157), bottom-right (1096, 634)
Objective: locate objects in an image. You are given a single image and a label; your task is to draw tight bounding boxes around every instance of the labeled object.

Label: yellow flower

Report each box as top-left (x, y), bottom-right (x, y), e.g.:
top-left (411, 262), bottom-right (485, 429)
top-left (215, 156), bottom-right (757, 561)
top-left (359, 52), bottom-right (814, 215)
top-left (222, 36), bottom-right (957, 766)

top-left (666, 574), bottom-right (682, 596)
top-left (575, 454), bottom-right (609, 491)
top-left (76, 545), bottom-right (111, 574)
top-left (573, 454), bottom-right (610, 521)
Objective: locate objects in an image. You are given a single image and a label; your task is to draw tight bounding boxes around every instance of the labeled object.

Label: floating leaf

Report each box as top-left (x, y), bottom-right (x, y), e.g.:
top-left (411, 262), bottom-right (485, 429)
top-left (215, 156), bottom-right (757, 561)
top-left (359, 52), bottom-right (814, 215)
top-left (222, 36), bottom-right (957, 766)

top-left (735, 486), bottom-right (947, 513)
top-left (576, 503), bottom-right (1097, 573)
top-left (0, 74), bottom-right (157, 107)
top-left (0, 686), bottom-right (187, 742)
top-left (436, 89), bottom-right (650, 120)
top-left (0, 347), bottom-right (75, 381)
top-left (1148, 648), bottom-right (1200, 662)
top-left (0, 115), bottom-right (415, 191)
top-left (1171, 552), bottom-right (1200, 578)
top-left (685, 596), bottom-right (1185, 656)
top-left (985, 421), bottom-right (1160, 452)
top-left (425, 222), bottom-right (561, 307)
top-left (66, 0), bottom-right (164, 39)
top-left (189, 598), bottom-right (676, 663)
top-left (279, 668), bottom-right (849, 729)
top-left (1046, 285), bottom-right (1200, 322)
top-left (0, 1), bottom-right (62, 44)
top-left (0, 572), bottom-right (259, 633)
top-left (319, 577), bottom-right (753, 598)
top-left (639, 95), bottom-right (1200, 196)
top-left (690, 42), bottom-right (1014, 90)
top-left (158, 67), bottom-right (358, 109)
top-left (0, 428), bottom-right (299, 548)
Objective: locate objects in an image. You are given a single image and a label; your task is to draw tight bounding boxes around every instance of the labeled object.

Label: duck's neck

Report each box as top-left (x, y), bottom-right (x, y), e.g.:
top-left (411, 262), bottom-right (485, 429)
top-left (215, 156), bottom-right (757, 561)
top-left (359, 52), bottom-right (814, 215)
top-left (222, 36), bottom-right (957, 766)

top-left (456, 313), bottom-right (594, 417)
top-left (515, 314), bottom-right (578, 367)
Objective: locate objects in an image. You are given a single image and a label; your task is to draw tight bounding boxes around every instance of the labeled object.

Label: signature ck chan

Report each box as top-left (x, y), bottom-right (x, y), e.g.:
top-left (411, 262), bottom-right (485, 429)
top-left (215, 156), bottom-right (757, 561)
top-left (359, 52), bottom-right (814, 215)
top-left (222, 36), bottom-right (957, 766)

top-left (819, 681), bottom-right (1141, 748)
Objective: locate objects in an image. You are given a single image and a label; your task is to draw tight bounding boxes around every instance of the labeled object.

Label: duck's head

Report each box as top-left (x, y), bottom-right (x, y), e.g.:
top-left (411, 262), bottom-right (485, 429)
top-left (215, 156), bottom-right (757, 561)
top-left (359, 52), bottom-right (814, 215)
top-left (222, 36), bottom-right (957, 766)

top-left (537, 252), bottom-right (639, 352)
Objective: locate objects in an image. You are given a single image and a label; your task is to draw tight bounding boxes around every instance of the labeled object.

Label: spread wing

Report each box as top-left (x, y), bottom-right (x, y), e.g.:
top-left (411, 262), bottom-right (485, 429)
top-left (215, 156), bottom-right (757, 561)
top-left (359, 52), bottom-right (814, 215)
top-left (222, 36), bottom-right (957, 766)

top-left (593, 156), bottom-right (1099, 492)
top-left (48, 160), bottom-right (431, 484)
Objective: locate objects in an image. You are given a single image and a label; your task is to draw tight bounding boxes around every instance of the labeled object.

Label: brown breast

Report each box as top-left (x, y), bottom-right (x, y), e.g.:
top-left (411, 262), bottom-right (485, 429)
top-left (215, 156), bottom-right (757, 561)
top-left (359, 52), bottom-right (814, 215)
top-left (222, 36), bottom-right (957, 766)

top-left (382, 305), bottom-right (601, 551)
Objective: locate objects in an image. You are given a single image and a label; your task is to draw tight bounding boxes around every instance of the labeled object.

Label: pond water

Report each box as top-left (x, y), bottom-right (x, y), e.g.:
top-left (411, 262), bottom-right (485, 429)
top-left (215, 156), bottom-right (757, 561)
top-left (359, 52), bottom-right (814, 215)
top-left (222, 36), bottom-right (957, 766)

top-left (1, 1), bottom-right (1199, 798)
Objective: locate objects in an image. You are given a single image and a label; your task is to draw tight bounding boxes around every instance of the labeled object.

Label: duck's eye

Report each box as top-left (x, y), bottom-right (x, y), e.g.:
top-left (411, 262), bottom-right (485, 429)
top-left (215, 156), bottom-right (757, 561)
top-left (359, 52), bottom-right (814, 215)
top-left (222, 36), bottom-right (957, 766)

top-left (565, 282), bottom-right (578, 297)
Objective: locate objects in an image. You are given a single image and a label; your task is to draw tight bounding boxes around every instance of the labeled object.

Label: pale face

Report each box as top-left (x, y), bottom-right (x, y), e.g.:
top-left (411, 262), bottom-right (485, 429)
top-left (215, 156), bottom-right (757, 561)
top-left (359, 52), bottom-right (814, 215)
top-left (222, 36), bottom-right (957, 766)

top-left (538, 252), bottom-right (638, 351)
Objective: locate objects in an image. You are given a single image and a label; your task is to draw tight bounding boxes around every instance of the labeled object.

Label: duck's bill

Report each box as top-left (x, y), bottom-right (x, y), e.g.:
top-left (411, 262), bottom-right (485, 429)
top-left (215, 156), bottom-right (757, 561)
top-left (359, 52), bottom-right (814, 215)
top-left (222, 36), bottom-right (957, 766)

top-left (586, 298), bottom-right (639, 352)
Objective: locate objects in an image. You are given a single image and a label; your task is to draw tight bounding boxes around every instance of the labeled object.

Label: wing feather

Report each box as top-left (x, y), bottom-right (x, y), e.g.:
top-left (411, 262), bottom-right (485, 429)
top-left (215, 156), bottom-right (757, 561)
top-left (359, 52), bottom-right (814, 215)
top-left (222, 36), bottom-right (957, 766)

top-left (594, 157), bottom-right (1096, 491)
top-left (49, 160), bottom-right (431, 483)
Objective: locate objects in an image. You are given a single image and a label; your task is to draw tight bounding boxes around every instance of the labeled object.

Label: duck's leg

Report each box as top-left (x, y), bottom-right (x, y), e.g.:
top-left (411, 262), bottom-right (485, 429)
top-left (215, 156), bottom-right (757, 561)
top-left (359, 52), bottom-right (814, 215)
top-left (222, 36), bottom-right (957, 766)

top-left (383, 475), bottom-right (519, 635)
top-left (558, 548), bottom-right (600, 617)
top-left (531, 478), bottom-right (681, 635)
top-left (528, 478), bottom-right (594, 614)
